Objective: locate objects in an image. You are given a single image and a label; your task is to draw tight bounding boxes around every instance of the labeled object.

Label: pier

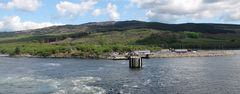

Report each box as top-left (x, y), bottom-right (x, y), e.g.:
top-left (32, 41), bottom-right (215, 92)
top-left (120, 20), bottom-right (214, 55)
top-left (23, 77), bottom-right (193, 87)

top-left (129, 56), bottom-right (142, 68)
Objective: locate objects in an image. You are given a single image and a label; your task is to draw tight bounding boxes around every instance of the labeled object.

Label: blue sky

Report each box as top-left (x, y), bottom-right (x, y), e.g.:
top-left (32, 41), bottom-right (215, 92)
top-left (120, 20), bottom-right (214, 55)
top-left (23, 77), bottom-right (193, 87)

top-left (0, 0), bottom-right (240, 31)
top-left (0, 0), bottom-right (144, 24)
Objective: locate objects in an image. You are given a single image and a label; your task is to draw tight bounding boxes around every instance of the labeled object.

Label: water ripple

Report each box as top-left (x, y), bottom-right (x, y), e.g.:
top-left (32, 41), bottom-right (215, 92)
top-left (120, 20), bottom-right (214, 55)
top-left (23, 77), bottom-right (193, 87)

top-left (0, 76), bottom-right (105, 94)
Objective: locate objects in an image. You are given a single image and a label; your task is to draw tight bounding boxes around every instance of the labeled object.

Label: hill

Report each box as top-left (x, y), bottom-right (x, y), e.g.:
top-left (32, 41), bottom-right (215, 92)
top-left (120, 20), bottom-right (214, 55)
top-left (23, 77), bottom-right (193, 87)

top-left (0, 20), bottom-right (240, 58)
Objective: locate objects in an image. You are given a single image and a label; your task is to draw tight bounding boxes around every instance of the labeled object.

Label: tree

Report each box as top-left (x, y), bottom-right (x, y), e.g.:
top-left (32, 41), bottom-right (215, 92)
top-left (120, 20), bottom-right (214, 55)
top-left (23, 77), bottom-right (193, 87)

top-left (14, 46), bottom-right (21, 55)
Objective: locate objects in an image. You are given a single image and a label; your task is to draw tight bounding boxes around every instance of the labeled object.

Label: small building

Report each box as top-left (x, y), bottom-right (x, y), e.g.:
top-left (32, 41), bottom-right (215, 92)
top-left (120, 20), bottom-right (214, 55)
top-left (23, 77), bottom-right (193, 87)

top-left (133, 50), bottom-right (151, 58)
top-left (133, 50), bottom-right (151, 55)
top-left (173, 49), bottom-right (188, 53)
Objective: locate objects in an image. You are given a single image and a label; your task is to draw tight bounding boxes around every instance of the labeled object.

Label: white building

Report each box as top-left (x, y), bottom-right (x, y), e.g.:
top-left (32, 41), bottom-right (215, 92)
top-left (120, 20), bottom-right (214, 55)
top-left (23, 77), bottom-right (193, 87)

top-left (133, 50), bottom-right (151, 55)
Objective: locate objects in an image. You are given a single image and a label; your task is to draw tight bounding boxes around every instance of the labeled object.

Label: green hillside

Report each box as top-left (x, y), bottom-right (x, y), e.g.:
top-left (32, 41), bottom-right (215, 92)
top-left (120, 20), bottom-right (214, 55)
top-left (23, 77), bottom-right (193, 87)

top-left (0, 21), bottom-right (240, 58)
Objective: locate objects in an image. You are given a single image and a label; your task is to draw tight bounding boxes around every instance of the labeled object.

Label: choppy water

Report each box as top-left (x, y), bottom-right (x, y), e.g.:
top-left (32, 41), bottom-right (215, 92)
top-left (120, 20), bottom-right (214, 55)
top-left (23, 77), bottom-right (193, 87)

top-left (1, 53), bottom-right (240, 94)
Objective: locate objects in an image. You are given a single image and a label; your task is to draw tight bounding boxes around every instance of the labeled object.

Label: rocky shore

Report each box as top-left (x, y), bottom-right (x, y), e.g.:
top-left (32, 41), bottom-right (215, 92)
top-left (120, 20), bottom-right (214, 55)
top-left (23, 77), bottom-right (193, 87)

top-left (0, 50), bottom-right (237, 59)
top-left (150, 50), bottom-right (236, 58)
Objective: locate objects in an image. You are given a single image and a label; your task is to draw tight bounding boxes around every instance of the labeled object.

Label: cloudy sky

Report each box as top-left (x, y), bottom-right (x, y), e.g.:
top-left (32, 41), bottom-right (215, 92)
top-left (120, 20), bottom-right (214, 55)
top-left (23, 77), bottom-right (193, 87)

top-left (1, 0), bottom-right (240, 31)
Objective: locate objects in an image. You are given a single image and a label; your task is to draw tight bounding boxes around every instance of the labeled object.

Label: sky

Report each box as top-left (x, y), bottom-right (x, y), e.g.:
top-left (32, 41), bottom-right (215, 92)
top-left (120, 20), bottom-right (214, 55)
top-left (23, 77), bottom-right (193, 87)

top-left (1, 0), bottom-right (240, 31)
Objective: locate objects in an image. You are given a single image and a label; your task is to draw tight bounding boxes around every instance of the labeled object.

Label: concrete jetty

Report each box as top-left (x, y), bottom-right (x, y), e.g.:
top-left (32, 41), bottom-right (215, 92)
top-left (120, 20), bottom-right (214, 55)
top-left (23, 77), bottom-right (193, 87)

top-left (129, 56), bottom-right (142, 68)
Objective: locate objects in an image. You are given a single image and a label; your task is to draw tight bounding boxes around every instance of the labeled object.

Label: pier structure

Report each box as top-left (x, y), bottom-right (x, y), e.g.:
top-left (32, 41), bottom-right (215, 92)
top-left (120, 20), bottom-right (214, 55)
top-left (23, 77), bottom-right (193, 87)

top-left (129, 56), bottom-right (142, 68)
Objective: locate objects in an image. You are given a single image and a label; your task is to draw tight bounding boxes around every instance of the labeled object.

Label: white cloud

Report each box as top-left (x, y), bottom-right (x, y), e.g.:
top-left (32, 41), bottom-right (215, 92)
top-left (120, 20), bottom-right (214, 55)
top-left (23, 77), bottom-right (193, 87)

top-left (56, 1), bottom-right (120, 21)
top-left (131, 0), bottom-right (240, 23)
top-left (56, 0), bottom-right (98, 17)
top-left (106, 3), bottom-right (120, 21)
top-left (92, 9), bottom-right (102, 16)
top-left (0, 16), bottom-right (62, 31)
top-left (0, 0), bottom-right (41, 12)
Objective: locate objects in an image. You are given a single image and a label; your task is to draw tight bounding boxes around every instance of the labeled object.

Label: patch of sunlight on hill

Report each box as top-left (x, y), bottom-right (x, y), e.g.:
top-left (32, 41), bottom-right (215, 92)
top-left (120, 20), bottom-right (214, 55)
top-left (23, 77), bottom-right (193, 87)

top-left (72, 29), bottom-right (160, 45)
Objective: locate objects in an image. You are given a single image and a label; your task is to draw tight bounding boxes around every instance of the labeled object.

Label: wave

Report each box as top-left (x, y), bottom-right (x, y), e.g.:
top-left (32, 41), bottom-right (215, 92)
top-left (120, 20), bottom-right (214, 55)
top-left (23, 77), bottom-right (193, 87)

top-left (0, 76), bottom-right (106, 94)
top-left (45, 63), bottom-right (61, 67)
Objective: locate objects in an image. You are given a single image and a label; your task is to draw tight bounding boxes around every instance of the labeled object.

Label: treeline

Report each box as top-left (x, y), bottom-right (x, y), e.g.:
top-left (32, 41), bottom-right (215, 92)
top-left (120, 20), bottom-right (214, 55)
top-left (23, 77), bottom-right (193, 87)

top-left (0, 32), bottom-right (91, 43)
top-left (0, 43), bottom-right (160, 58)
top-left (136, 31), bottom-right (240, 49)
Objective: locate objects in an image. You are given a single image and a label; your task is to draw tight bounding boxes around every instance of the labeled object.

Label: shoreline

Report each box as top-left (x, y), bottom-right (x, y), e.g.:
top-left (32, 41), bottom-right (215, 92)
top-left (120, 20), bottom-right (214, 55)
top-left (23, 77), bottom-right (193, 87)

top-left (0, 50), bottom-right (237, 59)
top-left (150, 50), bottom-right (236, 58)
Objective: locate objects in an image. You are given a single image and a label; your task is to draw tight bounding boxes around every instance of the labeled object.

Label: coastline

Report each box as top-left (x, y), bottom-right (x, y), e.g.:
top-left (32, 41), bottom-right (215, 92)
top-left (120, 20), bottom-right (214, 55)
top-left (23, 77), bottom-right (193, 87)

top-left (0, 50), bottom-right (237, 59)
top-left (150, 50), bottom-right (236, 58)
